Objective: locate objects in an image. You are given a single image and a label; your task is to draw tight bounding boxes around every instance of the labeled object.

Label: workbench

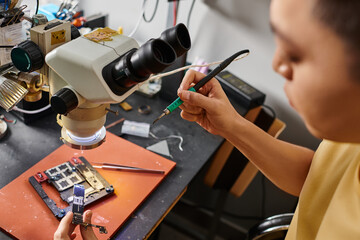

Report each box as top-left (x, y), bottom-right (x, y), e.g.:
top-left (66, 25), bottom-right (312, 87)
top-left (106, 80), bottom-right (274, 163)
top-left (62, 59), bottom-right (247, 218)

top-left (0, 92), bottom-right (227, 239)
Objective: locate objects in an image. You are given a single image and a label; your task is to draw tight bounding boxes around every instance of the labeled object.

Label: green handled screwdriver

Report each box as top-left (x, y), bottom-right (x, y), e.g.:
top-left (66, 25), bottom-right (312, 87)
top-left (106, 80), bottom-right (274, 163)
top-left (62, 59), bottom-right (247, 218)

top-left (152, 49), bottom-right (250, 124)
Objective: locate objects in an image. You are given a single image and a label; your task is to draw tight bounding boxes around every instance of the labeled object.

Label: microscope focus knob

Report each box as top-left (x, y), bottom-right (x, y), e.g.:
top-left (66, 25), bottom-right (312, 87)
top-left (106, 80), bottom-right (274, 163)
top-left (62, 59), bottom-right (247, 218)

top-left (51, 88), bottom-right (78, 115)
top-left (11, 40), bottom-right (44, 72)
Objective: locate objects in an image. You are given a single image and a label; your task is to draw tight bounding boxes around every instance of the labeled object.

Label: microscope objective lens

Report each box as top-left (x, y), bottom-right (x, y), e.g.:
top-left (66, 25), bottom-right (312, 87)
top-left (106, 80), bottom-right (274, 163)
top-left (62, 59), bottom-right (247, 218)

top-left (66, 130), bottom-right (101, 143)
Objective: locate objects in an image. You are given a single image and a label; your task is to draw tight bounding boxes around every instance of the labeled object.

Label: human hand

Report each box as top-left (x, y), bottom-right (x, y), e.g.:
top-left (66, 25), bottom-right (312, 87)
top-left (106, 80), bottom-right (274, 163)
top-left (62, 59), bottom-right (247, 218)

top-left (54, 210), bottom-right (98, 240)
top-left (79, 210), bottom-right (97, 240)
top-left (177, 70), bottom-right (240, 136)
top-left (54, 212), bottom-right (76, 240)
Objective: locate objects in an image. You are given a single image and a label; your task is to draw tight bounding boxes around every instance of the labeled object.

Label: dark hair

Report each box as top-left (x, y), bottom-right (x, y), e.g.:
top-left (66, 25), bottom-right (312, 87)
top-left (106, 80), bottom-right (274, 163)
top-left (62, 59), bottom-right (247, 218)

top-left (313, 0), bottom-right (360, 78)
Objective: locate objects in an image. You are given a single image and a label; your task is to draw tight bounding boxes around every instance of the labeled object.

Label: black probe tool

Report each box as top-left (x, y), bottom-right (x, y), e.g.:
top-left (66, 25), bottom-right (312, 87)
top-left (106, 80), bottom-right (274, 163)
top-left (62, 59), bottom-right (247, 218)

top-left (153, 49), bottom-right (250, 124)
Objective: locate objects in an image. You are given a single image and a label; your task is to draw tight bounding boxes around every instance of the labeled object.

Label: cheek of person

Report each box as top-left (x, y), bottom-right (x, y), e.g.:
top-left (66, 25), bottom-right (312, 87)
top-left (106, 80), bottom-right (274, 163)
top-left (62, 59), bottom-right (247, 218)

top-left (287, 46), bottom-right (360, 142)
top-left (284, 63), bottom-right (331, 137)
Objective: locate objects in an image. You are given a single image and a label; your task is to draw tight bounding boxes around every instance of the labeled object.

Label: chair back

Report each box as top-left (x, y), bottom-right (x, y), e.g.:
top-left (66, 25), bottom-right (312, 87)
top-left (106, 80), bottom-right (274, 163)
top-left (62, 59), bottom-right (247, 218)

top-left (204, 106), bottom-right (286, 197)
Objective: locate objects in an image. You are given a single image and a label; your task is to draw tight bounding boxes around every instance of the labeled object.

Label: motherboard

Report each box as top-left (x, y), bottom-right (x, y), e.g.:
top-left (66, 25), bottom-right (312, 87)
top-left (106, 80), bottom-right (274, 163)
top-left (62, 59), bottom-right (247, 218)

top-left (29, 156), bottom-right (114, 219)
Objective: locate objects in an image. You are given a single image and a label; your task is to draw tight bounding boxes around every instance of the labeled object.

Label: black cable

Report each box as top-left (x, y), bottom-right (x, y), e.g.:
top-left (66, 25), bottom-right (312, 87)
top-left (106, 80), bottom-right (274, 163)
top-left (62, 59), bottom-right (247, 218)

top-left (142, 0), bottom-right (159, 23)
top-left (261, 174), bottom-right (266, 219)
top-left (186, 0), bottom-right (195, 27)
top-left (0, 46), bottom-right (14, 48)
top-left (35, 0), bottom-right (39, 14)
top-left (179, 198), bottom-right (263, 221)
top-left (262, 104), bottom-right (277, 119)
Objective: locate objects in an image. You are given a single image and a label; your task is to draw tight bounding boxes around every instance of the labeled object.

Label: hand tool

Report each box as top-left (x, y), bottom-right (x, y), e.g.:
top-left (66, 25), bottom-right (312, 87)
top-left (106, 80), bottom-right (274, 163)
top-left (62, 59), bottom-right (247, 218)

top-left (152, 49), bottom-right (250, 124)
top-left (91, 162), bottom-right (165, 174)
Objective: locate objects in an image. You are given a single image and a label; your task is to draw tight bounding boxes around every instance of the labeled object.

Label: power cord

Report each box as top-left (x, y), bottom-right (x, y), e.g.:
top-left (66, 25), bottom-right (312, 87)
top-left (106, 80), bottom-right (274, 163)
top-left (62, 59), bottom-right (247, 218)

top-left (142, 0), bottom-right (159, 23)
top-left (147, 50), bottom-right (250, 82)
top-left (173, 0), bottom-right (177, 26)
top-left (186, 0), bottom-right (195, 28)
top-left (261, 174), bottom-right (267, 219)
top-left (128, 0), bottom-right (147, 37)
top-left (179, 197), bottom-right (264, 221)
top-left (35, 0), bottom-right (39, 14)
top-left (13, 105), bottom-right (51, 114)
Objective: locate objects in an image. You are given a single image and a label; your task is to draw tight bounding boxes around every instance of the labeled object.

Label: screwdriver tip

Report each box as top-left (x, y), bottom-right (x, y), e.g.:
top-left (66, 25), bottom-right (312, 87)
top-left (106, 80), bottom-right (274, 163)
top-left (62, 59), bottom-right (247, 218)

top-left (152, 113), bottom-right (166, 124)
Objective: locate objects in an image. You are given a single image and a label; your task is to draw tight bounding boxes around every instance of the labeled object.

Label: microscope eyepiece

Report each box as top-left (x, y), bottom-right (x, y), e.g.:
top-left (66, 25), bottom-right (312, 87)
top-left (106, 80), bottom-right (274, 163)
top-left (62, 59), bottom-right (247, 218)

top-left (102, 24), bottom-right (191, 96)
top-left (107, 38), bottom-right (176, 89)
top-left (160, 23), bottom-right (191, 57)
top-left (128, 39), bottom-right (176, 78)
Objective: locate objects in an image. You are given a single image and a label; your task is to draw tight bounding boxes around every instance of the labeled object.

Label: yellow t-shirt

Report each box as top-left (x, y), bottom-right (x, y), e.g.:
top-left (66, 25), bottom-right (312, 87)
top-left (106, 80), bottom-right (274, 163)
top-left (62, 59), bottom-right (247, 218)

top-left (286, 140), bottom-right (360, 239)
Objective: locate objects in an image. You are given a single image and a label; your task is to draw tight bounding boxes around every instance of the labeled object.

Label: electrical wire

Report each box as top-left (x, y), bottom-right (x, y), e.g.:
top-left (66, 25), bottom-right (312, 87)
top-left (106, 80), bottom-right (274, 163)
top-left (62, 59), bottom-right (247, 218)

top-left (142, 0), bottom-right (159, 23)
top-left (13, 104), bottom-right (51, 114)
top-left (179, 198), bottom-right (264, 221)
top-left (178, 172), bottom-right (268, 221)
top-left (147, 51), bottom-right (250, 82)
top-left (173, 0), bottom-right (177, 26)
top-left (0, 115), bottom-right (16, 124)
top-left (5, 4), bottom-right (27, 26)
top-left (0, 63), bottom-right (13, 76)
top-left (186, 0), bottom-right (195, 28)
top-left (128, 0), bottom-right (147, 37)
top-left (105, 118), bottom-right (125, 129)
top-left (149, 132), bottom-right (184, 151)
top-left (35, 0), bottom-right (39, 14)
top-left (261, 174), bottom-right (266, 219)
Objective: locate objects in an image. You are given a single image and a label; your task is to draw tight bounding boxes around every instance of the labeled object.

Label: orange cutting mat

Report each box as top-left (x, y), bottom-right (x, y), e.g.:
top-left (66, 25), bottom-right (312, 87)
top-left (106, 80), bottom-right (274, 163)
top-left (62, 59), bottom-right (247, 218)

top-left (0, 132), bottom-right (176, 240)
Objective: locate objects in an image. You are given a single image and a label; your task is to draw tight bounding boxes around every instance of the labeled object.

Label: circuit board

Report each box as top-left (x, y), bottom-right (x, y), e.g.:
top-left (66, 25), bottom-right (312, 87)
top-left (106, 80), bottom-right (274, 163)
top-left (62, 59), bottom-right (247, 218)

top-left (28, 156), bottom-right (114, 219)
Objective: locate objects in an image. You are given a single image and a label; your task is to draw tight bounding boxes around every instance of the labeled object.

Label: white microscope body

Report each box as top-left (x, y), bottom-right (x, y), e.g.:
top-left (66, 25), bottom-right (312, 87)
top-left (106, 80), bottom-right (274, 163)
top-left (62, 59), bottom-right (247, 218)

top-left (10, 19), bottom-right (190, 149)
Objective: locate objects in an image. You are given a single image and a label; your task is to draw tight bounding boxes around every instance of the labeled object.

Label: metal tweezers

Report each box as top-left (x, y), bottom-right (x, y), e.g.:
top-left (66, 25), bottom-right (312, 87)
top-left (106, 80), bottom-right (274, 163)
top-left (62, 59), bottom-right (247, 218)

top-left (91, 162), bottom-right (165, 174)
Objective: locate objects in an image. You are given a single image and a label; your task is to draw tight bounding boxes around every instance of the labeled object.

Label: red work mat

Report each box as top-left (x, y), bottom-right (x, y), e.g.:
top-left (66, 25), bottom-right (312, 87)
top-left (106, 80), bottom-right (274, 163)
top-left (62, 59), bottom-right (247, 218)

top-left (0, 132), bottom-right (176, 240)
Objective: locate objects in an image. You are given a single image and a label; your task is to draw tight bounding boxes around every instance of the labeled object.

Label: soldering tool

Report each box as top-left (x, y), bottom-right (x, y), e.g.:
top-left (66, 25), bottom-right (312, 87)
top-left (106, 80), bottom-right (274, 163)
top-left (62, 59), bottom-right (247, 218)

top-left (153, 49), bottom-right (250, 124)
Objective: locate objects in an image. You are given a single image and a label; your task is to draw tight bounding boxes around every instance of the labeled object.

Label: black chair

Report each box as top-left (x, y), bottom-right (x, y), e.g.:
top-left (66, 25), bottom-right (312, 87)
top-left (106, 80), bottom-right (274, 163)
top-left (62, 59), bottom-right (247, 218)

top-left (247, 213), bottom-right (293, 240)
top-left (203, 106), bottom-right (286, 240)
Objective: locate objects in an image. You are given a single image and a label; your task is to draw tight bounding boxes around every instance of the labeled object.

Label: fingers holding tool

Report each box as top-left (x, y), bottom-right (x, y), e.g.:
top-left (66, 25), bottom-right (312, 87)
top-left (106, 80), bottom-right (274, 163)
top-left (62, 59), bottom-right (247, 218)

top-left (152, 50), bottom-right (250, 124)
top-left (54, 211), bottom-right (77, 240)
top-left (178, 70), bottom-right (206, 92)
top-left (178, 70), bottom-right (219, 97)
top-left (179, 107), bottom-right (204, 122)
top-left (177, 76), bottom-right (224, 116)
top-left (80, 210), bottom-right (98, 240)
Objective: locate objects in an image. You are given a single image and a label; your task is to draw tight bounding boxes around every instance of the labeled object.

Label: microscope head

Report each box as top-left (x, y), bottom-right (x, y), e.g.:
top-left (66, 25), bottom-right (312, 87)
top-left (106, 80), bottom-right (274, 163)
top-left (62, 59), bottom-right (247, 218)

top-left (11, 22), bottom-right (191, 149)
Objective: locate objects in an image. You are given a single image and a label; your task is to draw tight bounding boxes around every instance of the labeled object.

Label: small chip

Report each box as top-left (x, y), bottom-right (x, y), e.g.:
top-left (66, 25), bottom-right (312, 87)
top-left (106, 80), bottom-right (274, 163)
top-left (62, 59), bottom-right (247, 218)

top-left (59, 180), bottom-right (69, 188)
top-left (59, 164), bottom-right (67, 170)
top-left (56, 173), bottom-right (64, 180)
top-left (70, 176), bottom-right (79, 183)
top-left (119, 101), bottom-right (132, 111)
top-left (84, 27), bottom-right (119, 42)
